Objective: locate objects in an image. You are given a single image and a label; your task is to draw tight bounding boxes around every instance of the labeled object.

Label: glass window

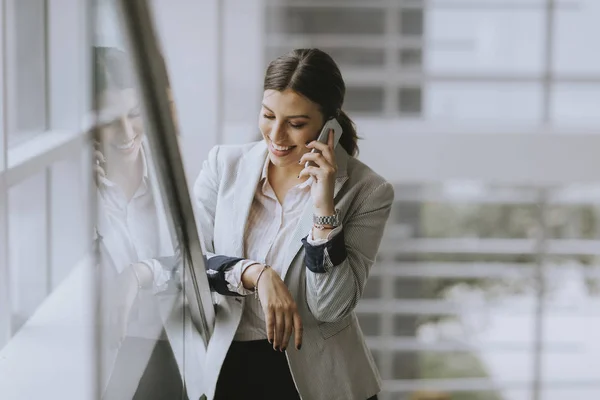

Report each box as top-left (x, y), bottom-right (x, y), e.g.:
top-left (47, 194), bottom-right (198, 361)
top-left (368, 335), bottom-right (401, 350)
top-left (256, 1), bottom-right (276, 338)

top-left (424, 82), bottom-right (543, 122)
top-left (6, 0), bottom-right (47, 147)
top-left (266, 46), bottom-right (385, 68)
top-left (398, 87), bottom-right (423, 115)
top-left (8, 171), bottom-right (48, 334)
top-left (364, 182), bottom-right (600, 398)
top-left (50, 155), bottom-right (90, 289)
top-left (399, 48), bottom-right (423, 69)
top-left (551, 84), bottom-right (600, 125)
top-left (358, 314), bottom-right (380, 336)
top-left (427, 8), bottom-right (544, 75)
top-left (344, 86), bottom-right (384, 113)
top-left (399, 8), bottom-right (424, 36)
top-left (554, 0), bottom-right (600, 75)
top-left (92, 42), bottom-right (188, 400)
top-left (92, 1), bottom-right (215, 398)
top-left (266, 7), bottom-right (385, 35)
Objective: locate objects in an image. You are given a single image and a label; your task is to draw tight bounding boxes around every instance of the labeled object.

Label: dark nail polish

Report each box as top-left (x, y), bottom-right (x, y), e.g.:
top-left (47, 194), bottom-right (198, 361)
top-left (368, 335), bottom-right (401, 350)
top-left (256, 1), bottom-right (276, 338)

top-left (297, 344), bottom-right (302, 350)
top-left (305, 140), bottom-right (311, 145)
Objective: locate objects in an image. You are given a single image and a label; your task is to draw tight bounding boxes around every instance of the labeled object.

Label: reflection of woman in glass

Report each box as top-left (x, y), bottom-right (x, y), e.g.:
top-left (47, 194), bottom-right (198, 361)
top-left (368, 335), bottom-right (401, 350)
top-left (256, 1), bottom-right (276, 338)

top-left (194, 49), bottom-right (394, 400)
top-left (93, 46), bottom-right (181, 399)
top-left (94, 46), bottom-right (171, 335)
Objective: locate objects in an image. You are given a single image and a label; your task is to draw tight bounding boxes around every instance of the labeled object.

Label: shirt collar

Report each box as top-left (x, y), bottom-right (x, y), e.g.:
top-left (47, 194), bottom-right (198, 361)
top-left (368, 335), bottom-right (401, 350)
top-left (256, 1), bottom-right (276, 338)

top-left (98, 146), bottom-right (150, 190)
top-left (259, 156), bottom-right (313, 195)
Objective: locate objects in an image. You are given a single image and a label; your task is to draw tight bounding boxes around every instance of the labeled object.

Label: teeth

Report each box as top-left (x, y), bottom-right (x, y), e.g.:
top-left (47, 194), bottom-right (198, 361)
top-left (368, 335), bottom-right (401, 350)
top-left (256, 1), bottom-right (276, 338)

top-left (273, 144), bottom-right (293, 151)
top-left (116, 139), bottom-right (135, 150)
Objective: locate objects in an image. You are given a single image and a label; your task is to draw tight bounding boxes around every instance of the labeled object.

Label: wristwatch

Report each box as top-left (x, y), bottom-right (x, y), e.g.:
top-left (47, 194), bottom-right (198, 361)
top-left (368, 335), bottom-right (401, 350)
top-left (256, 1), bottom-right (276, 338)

top-left (313, 208), bottom-right (341, 228)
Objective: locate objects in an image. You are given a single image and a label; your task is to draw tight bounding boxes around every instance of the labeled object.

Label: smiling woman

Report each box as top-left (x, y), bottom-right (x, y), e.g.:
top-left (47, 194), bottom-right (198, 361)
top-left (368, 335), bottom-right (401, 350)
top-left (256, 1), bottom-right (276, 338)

top-left (192, 48), bottom-right (394, 400)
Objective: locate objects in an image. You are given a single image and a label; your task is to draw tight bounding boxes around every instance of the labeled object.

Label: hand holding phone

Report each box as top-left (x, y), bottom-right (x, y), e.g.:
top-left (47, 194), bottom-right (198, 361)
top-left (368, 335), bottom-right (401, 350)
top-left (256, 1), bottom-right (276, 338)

top-left (304, 118), bottom-right (343, 168)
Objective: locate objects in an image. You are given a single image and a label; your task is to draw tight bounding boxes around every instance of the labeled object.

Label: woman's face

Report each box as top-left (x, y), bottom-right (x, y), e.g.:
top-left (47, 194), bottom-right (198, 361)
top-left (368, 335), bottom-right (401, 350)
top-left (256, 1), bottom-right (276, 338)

top-left (97, 88), bottom-right (144, 163)
top-left (259, 89), bottom-right (325, 169)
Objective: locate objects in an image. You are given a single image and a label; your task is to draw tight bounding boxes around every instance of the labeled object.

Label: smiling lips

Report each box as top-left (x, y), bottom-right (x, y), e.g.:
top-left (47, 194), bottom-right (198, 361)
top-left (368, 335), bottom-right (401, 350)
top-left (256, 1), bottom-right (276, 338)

top-left (113, 135), bottom-right (138, 152)
top-left (270, 142), bottom-right (296, 156)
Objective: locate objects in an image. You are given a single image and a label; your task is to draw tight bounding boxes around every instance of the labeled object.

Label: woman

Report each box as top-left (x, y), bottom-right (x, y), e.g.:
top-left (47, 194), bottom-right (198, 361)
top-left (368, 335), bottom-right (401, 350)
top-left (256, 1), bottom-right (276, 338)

top-left (195, 48), bottom-right (394, 400)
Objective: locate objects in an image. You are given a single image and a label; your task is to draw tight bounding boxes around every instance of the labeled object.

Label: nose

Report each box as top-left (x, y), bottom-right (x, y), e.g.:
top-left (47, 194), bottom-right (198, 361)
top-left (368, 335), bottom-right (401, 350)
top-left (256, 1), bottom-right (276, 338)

top-left (269, 120), bottom-right (287, 143)
top-left (117, 116), bottom-right (137, 141)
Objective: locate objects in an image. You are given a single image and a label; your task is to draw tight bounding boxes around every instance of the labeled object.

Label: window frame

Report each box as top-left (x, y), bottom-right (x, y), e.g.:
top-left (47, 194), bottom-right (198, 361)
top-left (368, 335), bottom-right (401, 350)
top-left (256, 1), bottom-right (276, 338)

top-left (0, 0), bottom-right (93, 351)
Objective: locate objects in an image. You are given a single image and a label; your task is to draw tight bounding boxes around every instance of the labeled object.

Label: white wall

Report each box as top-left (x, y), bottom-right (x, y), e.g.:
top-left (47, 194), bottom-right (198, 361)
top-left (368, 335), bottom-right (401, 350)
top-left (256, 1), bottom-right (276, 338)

top-left (222, 0), bottom-right (265, 145)
top-left (150, 0), bottom-right (221, 181)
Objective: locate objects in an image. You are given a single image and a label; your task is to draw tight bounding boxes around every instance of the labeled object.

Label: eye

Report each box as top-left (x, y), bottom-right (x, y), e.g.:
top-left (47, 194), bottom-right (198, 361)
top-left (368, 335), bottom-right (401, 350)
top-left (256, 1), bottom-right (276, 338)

top-left (263, 114), bottom-right (275, 119)
top-left (289, 123), bottom-right (305, 129)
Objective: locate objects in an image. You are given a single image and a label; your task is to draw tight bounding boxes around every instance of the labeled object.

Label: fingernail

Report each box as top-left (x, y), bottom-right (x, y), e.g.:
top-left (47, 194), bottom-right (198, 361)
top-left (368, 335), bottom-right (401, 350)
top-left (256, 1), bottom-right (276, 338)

top-left (305, 140), bottom-right (311, 145)
top-left (298, 160), bottom-right (302, 164)
top-left (298, 344), bottom-right (302, 350)
top-left (297, 175), bottom-right (300, 179)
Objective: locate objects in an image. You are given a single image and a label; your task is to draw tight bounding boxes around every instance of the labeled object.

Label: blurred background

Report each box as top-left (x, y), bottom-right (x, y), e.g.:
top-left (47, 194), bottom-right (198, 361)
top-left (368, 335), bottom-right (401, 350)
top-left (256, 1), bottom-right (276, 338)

top-left (1, 0), bottom-right (600, 399)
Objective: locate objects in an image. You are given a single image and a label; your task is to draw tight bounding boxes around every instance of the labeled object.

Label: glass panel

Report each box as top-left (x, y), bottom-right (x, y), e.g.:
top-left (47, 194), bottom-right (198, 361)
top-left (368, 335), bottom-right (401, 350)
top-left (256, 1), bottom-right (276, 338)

top-left (427, 8), bottom-right (544, 75)
top-left (364, 276), bottom-right (382, 299)
top-left (399, 48), bottom-right (423, 69)
top-left (541, 265), bottom-right (600, 394)
top-left (92, 3), bottom-right (198, 398)
top-left (50, 155), bottom-right (90, 289)
top-left (369, 183), bottom-right (543, 397)
top-left (551, 84), bottom-right (600, 126)
top-left (344, 86), bottom-right (384, 113)
top-left (554, 0), bottom-right (600, 75)
top-left (392, 350), bottom-right (533, 381)
top-left (425, 83), bottom-right (543, 122)
top-left (266, 7), bottom-right (385, 35)
top-left (8, 172), bottom-right (48, 334)
top-left (393, 390), bottom-right (533, 400)
top-left (539, 186), bottom-right (600, 394)
top-left (93, 45), bottom-right (188, 399)
top-left (266, 46), bottom-right (385, 68)
top-left (398, 87), bottom-right (423, 115)
top-left (358, 314), bottom-right (380, 336)
top-left (399, 8), bottom-right (424, 36)
top-left (6, 0), bottom-right (47, 147)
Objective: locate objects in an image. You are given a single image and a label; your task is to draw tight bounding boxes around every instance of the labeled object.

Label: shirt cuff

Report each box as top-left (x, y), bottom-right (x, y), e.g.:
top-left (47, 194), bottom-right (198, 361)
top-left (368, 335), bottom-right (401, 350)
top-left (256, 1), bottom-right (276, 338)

top-left (306, 224), bottom-right (343, 246)
top-left (139, 259), bottom-right (171, 294)
top-left (224, 260), bottom-right (260, 295)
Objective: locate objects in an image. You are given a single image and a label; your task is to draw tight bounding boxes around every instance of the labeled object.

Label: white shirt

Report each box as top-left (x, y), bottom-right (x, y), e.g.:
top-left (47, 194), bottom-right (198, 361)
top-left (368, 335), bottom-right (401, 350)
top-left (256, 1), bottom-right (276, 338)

top-left (96, 150), bottom-right (171, 292)
top-left (225, 158), bottom-right (340, 341)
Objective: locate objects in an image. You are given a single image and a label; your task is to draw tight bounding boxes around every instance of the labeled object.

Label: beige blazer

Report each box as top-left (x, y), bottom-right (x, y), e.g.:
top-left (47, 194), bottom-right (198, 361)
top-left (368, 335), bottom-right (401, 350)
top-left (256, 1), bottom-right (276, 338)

top-left (181, 140), bottom-right (394, 400)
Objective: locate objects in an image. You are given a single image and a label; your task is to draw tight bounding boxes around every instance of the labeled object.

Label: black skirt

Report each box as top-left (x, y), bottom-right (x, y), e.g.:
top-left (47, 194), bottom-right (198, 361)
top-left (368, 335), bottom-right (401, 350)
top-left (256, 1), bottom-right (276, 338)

top-left (214, 339), bottom-right (301, 400)
top-left (214, 339), bottom-right (379, 400)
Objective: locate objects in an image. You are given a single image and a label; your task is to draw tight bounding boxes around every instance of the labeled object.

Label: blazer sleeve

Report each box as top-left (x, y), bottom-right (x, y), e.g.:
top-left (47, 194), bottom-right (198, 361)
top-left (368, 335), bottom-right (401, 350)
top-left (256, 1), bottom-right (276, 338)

top-left (303, 181), bottom-right (394, 322)
top-left (193, 145), bottom-right (245, 296)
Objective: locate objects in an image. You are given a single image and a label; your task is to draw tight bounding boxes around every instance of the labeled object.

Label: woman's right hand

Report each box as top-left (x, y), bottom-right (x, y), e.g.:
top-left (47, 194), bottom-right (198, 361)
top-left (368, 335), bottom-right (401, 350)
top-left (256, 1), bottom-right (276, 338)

top-left (242, 264), bottom-right (303, 351)
top-left (93, 140), bottom-right (107, 184)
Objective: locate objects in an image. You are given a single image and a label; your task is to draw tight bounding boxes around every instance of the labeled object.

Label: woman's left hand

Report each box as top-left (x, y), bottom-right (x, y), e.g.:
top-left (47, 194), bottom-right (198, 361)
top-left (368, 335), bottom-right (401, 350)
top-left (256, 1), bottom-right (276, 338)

top-left (299, 129), bottom-right (337, 214)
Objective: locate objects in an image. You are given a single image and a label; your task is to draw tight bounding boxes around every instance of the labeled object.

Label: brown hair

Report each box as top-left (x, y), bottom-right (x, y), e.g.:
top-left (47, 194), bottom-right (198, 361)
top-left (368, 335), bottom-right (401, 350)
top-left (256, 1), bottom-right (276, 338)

top-left (263, 48), bottom-right (359, 156)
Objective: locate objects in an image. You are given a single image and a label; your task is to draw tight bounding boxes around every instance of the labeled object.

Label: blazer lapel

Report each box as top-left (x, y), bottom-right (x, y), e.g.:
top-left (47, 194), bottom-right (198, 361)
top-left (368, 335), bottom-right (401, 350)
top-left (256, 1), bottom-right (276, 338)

top-left (280, 146), bottom-right (350, 281)
top-left (231, 142), bottom-right (268, 257)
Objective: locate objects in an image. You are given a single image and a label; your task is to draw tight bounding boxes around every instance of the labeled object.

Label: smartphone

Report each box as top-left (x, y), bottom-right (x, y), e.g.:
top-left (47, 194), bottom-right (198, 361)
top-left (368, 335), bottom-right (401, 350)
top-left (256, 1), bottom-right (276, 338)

top-left (305, 118), bottom-right (343, 168)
